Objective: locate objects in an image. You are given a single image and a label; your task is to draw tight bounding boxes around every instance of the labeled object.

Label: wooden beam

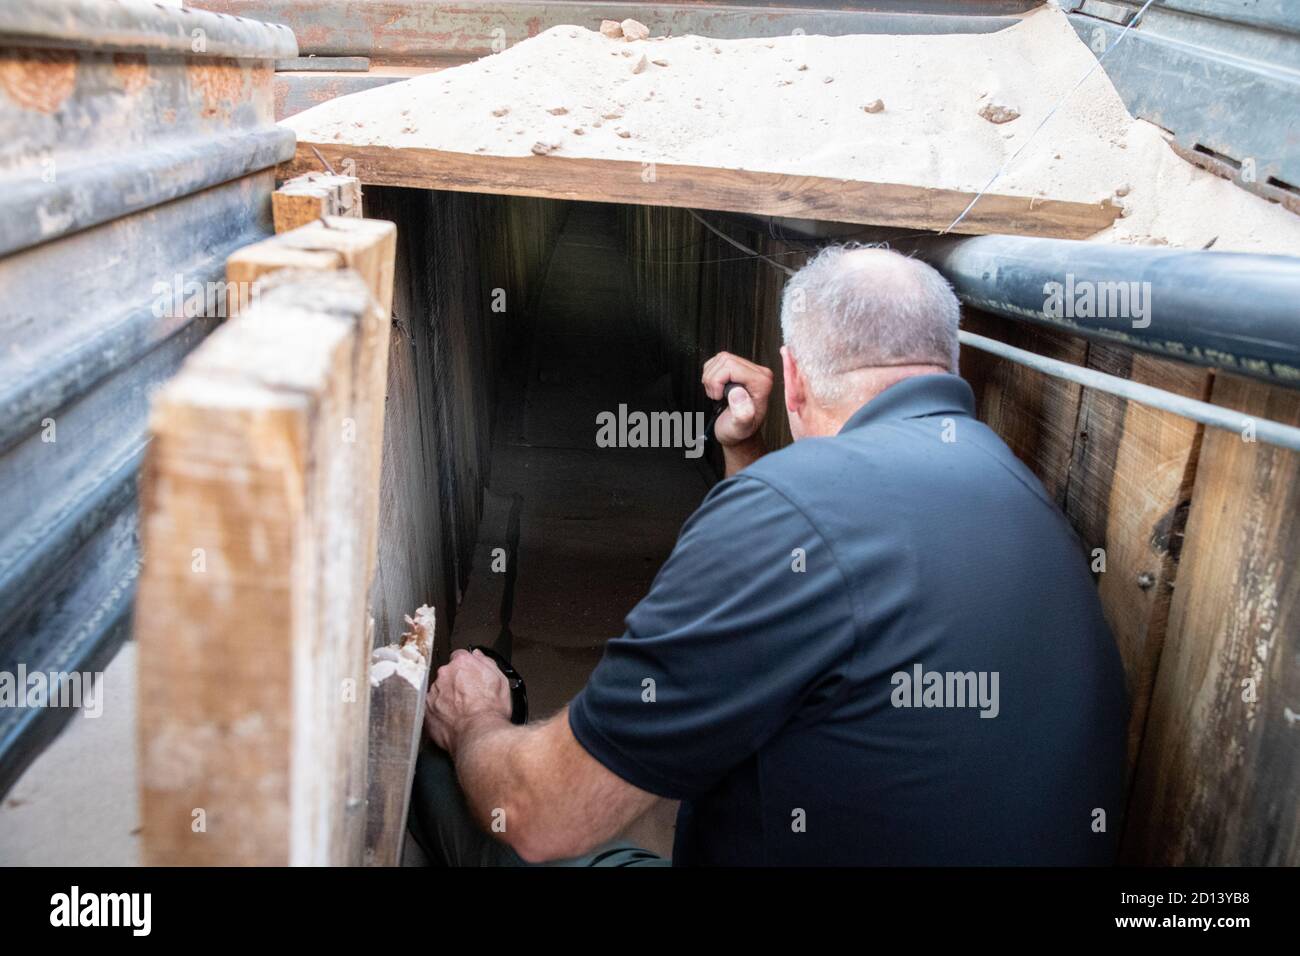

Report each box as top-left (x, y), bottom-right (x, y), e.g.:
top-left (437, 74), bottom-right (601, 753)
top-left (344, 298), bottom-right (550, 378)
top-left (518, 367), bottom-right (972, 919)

top-left (364, 605), bottom-right (435, 866)
top-left (1123, 373), bottom-right (1300, 865)
top-left (281, 142), bottom-right (1120, 240)
top-left (224, 217), bottom-right (396, 860)
top-left (137, 271), bottom-right (387, 865)
top-left (273, 172), bottom-right (363, 233)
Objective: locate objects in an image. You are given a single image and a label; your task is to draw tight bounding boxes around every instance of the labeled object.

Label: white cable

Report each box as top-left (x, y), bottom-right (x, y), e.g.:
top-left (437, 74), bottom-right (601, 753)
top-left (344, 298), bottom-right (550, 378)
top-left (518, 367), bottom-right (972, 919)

top-left (941, 0), bottom-right (1160, 235)
top-left (686, 207), bottom-right (1300, 450)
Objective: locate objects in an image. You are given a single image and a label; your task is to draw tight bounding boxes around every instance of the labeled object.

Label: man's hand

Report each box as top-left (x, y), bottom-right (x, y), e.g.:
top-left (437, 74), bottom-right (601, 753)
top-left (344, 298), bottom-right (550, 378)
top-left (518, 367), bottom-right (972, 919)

top-left (702, 351), bottom-right (773, 475)
top-left (424, 649), bottom-right (512, 754)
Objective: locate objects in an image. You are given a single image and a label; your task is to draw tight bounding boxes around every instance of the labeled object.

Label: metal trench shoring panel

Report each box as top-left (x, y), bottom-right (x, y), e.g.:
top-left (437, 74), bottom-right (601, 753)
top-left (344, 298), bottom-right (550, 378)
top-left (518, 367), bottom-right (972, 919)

top-left (0, 0), bottom-right (296, 794)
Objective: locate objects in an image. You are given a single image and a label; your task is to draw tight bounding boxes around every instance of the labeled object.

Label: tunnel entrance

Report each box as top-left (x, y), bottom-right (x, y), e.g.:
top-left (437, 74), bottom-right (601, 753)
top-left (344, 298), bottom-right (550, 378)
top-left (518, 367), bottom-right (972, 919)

top-left (447, 201), bottom-right (711, 708)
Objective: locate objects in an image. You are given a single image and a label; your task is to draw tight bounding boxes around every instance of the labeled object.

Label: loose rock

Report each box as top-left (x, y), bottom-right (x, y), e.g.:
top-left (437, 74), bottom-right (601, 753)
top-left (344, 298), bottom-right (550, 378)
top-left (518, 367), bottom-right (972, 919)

top-left (978, 99), bottom-right (1020, 124)
top-left (863, 99), bottom-right (885, 113)
top-left (599, 19), bottom-right (623, 39)
top-left (621, 19), bottom-right (649, 41)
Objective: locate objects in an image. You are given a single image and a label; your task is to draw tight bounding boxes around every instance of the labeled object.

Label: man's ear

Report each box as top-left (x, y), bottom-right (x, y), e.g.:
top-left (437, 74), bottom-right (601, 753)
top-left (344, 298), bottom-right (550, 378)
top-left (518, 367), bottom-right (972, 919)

top-left (781, 346), bottom-right (805, 416)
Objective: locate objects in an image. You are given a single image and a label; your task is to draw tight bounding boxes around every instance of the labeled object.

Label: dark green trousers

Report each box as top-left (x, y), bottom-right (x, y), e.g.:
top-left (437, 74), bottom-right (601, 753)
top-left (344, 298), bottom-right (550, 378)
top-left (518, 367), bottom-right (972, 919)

top-left (409, 743), bottom-right (670, 867)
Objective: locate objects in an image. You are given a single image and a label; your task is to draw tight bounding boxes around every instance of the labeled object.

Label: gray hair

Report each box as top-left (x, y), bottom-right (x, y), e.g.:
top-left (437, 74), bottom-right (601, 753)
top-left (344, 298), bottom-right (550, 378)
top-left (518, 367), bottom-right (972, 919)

top-left (779, 245), bottom-right (961, 403)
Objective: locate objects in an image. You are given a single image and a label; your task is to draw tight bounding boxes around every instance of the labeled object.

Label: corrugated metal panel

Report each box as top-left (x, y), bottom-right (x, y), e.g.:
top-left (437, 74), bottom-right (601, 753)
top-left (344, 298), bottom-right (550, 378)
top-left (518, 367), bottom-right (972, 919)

top-left (0, 0), bottom-right (297, 793)
top-left (1065, 0), bottom-right (1300, 206)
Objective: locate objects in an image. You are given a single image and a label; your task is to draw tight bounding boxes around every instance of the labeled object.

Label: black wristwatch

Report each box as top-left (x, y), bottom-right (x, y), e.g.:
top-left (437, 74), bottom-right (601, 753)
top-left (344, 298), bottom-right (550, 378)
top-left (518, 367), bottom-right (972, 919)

top-left (469, 645), bottom-right (529, 725)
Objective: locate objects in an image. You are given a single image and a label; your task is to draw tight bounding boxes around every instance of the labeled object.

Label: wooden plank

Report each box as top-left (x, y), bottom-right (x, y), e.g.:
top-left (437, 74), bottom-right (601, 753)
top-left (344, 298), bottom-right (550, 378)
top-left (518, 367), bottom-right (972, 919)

top-left (281, 143), bottom-right (1119, 240)
top-left (364, 605), bottom-right (435, 866)
top-left (1063, 349), bottom-right (1209, 773)
top-left (225, 217), bottom-right (396, 860)
top-left (136, 271), bottom-right (385, 865)
top-left (959, 311), bottom-right (1087, 504)
top-left (272, 172), bottom-right (363, 233)
top-left (1124, 373), bottom-right (1300, 865)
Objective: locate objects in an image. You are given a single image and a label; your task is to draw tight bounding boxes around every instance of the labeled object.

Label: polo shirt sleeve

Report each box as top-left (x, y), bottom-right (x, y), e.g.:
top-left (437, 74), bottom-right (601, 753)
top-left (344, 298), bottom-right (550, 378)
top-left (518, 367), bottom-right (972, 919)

top-left (568, 474), bottom-right (857, 800)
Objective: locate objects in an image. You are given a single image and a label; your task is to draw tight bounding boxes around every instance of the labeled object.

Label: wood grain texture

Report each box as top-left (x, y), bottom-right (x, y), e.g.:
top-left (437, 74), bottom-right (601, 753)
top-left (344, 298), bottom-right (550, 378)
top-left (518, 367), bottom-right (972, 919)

top-left (1124, 373), bottom-right (1300, 865)
top-left (136, 271), bottom-right (385, 865)
top-left (1065, 349), bottom-right (1209, 773)
top-left (222, 217), bottom-right (397, 861)
top-left (959, 312), bottom-right (1086, 505)
top-left (364, 605), bottom-right (435, 866)
top-left (273, 172), bottom-right (363, 233)
top-left (282, 142), bottom-right (1120, 240)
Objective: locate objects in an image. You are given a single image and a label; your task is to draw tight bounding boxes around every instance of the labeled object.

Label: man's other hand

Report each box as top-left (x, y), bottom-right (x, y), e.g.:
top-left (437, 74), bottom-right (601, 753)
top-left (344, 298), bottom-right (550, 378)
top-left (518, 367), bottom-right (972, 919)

top-left (425, 649), bottom-right (513, 753)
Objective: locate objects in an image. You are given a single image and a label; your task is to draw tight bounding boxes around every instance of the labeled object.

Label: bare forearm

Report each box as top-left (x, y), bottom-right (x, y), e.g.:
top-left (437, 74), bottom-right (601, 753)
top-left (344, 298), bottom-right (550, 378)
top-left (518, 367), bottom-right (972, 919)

top-left (449, 710), bottom-right (534, 835)
top-left (723, 434), bottom-right (767, 477)
top-left (446, 707), bottom-right (656, 862)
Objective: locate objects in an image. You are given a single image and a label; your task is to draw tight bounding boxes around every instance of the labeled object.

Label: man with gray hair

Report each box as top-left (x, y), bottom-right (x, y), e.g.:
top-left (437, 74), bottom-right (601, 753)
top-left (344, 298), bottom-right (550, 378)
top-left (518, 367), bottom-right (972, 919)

top-left (415, 246), bottom-right (1128, 866)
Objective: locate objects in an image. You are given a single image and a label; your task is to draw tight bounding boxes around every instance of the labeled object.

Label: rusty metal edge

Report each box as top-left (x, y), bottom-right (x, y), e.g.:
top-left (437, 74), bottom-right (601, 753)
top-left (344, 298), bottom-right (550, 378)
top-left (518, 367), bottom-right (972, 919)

top-left (0, 0), bottom-right (297, 59)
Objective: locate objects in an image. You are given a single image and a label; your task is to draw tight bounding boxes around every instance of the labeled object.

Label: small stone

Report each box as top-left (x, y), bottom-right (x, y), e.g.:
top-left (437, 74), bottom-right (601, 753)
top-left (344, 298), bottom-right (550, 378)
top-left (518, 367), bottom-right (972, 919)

top-left (616, 128), bottom-right (631, 139)
top-left (863, 99), bottom-right (885, 113)
top-left (796, 63), bottom-right (808, 71)
top-left (621, 18), bottom-right (649, 41)
top-left (531, 141), bottom-right (560, 155)
top-left (630, 54), bottom-right (648, 74)
top-left (599, 19), bottom-right (623, 39)
top-left (546, 105), bottom-right (568, 116)
top-left (978, 100), bottom-right (1020, 124)
top-left (491, 106), bottom-right (509, 117)
top-left (652, 58), bottom-right (668, 67)
top-left (1115, 182), bottom-right (1131, 197)
top-left (572, 127), bottom-right (585, 135)
top-left (823, 76), bottom-right (833, 84)
top-left (601, 111), bottom-right (622, 120)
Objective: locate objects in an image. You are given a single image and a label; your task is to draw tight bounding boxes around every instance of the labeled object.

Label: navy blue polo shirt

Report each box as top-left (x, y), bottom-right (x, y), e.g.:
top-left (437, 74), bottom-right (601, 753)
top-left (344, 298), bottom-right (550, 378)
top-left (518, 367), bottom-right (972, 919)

top-left (569, 374), bottom-right (1127, 865)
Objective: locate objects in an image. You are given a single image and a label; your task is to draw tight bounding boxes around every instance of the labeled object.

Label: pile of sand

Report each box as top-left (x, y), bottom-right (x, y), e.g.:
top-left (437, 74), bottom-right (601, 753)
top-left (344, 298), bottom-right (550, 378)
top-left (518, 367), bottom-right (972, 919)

top-left (285, 5), bottom-right (1300, 255)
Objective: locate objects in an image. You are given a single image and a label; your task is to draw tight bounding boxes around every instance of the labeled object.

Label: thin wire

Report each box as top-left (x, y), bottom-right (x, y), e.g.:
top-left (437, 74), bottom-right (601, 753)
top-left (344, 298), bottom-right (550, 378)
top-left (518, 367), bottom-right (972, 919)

top-left (941, 0), bottom-right (1160, 235)
top-left (683, 206), bottom-right (1300, 451)
top-left (687, 209), bottom-right (797, 276)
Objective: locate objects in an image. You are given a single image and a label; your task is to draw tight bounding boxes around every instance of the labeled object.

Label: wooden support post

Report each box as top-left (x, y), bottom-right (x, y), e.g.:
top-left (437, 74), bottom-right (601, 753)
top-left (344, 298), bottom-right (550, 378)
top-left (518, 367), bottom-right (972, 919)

top-left (137, 270), bottom-right (388, 865)
top-left (223, 217), bottom-right (396, 862)
top-left (273, 172), bottom-right (363, 233)
top-left (364, 605), bottom-right (435, 866)
top-left (1124, 373), bottom-right (1300, 865)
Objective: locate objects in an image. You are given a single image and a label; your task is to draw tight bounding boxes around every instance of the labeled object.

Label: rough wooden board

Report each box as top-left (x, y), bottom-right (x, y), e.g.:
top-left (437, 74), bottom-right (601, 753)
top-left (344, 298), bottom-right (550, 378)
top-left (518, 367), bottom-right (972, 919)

top-left (273, 172), bottom-right (364, 233)
top-left (1123, 373), bottom-right (1300, 865)
top-left (229, 216), bottom-right (396, 314)
top-left (136, 272), bottom-right (381, 865)
top-left (958, 312), bottom-right (1087, 504)
top-left (224, 218), bottom-right (396, 862)
top-left (1064, 349), bottom-right (1208, 774)
top-left (365, 605), bottom-right (435, 867)
top-left (281, 143), bottom-right (1117, 240)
